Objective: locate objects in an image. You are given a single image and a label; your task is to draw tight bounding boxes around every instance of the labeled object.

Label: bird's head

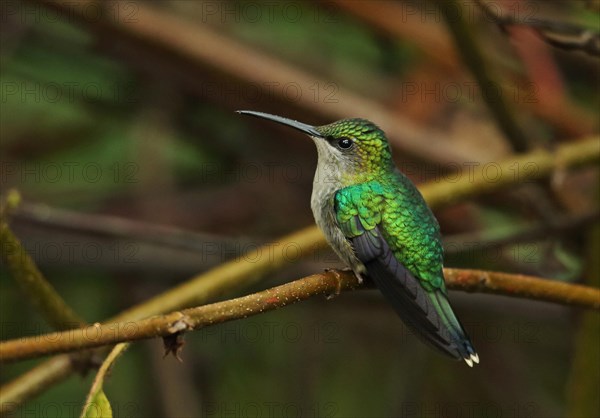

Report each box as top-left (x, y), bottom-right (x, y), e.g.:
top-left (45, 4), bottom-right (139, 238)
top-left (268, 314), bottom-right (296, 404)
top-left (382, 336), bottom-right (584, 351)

top-left (237, 111), bottom-right (393, 182)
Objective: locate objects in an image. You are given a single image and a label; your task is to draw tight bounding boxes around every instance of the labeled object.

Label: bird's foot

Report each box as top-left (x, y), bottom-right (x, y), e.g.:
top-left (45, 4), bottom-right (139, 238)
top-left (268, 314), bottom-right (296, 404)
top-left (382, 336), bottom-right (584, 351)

top-left (324, 268), bottom-right (344, 300)
top-left (341, 267), bottom-right (364, 284)
top-left (324, 268), bottom-right (362, 299)
top-left (353, 270), bottom-right (364, 285)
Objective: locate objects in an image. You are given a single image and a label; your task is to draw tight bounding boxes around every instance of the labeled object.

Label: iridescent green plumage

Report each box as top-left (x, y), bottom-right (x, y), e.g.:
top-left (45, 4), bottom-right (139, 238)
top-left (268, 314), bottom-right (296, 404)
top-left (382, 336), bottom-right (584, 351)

top-left (238, 111), bottom-right (479, 366)
top-left (334, 177), bottom-right (444, 290)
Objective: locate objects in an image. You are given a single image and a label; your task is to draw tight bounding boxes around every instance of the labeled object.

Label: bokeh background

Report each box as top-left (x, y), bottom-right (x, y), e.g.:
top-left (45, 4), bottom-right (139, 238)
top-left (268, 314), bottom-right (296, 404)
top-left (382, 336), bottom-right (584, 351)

top-left (1, 0), bottom-right (599, 417)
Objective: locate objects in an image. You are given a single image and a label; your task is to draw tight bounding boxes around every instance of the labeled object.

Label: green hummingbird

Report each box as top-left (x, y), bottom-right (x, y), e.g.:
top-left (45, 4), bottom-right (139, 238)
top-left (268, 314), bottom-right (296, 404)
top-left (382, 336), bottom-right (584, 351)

top-left (237, 110), bottom-right (479, 367)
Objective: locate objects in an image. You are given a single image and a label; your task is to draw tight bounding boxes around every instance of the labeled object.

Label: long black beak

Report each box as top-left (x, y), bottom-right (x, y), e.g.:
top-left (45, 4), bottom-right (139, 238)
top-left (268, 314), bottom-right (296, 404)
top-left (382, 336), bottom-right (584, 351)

top-left (236, 110), bottom-right (323, 138)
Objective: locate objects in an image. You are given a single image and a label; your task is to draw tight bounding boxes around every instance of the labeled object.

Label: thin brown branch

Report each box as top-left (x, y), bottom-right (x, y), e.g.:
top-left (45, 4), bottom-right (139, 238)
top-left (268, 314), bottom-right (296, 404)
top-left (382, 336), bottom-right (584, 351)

top-left (1, 268), bottom-right (599, 363)
top-left (442, 268), bottom-right (600, 308)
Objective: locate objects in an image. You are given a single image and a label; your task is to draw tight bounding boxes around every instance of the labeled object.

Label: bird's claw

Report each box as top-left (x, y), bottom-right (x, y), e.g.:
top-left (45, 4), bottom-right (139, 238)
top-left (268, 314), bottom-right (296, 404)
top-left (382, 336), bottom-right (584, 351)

top-left (324, 268), bottom-right (343, 299)
top-left (324, 268), bottom-right (362, 299)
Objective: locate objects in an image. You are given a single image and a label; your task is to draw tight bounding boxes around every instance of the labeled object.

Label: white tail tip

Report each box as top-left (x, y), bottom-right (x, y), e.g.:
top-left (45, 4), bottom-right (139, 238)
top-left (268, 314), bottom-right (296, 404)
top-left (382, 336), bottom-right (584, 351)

top-left (464, 353), bottom-right (479, 367)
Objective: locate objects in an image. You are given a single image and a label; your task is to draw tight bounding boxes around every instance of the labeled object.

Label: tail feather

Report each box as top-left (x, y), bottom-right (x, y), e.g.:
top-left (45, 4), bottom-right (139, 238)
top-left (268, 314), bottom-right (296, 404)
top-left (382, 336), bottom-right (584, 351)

top-left (352, 228), bottom-right (478, 366)
top-left (367, 257), bottom-right (476, 363)
top-left (430, 291), bottom-right (479, 367)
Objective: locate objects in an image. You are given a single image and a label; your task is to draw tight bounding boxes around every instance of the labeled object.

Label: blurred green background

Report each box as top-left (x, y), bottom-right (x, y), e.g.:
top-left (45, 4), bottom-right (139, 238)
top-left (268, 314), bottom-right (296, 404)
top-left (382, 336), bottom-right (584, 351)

top-left (1, 1), bottom-right (599, 417)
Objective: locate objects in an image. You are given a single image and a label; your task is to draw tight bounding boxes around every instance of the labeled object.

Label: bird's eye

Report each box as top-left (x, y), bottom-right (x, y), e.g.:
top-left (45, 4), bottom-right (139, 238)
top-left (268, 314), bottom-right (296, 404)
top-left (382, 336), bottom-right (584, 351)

top-left (337, 137), bottom-right (353, 149)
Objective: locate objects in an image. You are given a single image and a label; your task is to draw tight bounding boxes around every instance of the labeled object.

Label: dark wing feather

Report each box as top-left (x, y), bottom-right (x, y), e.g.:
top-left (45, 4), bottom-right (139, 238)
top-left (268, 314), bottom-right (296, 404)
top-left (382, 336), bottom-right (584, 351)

top-left (333, 184), bottom-right (477, 364)
top-left (352, 228), bottom-right (474, 361)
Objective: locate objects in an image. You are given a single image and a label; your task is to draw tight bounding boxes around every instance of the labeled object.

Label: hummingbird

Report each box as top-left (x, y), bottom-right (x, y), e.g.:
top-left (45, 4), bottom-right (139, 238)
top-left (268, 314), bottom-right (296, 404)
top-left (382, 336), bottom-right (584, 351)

top-left (237, 110), bottom-right (479, 367)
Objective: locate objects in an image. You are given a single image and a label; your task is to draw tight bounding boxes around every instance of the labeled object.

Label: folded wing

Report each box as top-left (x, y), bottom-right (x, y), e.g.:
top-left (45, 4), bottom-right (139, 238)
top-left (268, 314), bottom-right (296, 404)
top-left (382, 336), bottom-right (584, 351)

top-left (335, 184), bottom-right (478, 365)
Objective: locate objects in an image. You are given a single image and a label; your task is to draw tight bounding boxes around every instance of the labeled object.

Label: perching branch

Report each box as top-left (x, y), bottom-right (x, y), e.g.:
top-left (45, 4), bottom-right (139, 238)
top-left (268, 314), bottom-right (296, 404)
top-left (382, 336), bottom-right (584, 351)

top-left (442, 268), bottom-right (600, 308)
top-left (1, 268), bottom-right (598, 363)
top-left (0, 269), bottom-right (357, 363)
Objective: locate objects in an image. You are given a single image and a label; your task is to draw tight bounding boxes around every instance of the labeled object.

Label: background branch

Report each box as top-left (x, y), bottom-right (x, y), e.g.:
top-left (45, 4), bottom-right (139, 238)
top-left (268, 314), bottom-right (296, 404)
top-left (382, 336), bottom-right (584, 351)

top-left (13, 202), bottom-right (240, 253)
top-left (1, 195), bottom-right (86, 330)
top-left (567, 223), bottom-right (600, 416)
top-left (36, 0), bottom-right (484, 164)
top-left (477, 0), bottom-right (600, 57)
top-left (444, 209), bottom-right (599, 255)
top-left (421, 136), bottom-right (598, 207)
top-left (437, 0), bottom-right (530, 153)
